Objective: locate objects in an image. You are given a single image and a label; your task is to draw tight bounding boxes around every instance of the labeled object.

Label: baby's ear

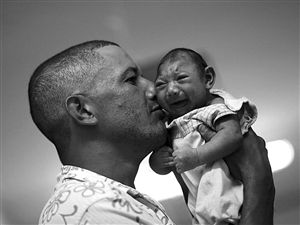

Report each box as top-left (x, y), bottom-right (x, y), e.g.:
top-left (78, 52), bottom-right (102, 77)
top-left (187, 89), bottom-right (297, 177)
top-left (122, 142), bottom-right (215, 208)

top-left (204, 66), bottom-right (215, 89)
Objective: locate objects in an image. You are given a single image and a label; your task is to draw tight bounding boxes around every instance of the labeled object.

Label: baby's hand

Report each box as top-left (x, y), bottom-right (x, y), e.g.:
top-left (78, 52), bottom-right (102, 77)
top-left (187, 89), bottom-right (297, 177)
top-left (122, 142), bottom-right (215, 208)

top-left (149, 146), bottom-right (175, 175)
top-left (172, 145), bottom-right (199, 173)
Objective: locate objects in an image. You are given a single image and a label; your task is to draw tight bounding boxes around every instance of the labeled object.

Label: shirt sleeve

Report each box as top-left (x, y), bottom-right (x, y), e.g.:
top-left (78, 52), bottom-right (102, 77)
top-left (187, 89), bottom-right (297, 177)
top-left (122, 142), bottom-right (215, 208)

top-left (210, 89), bottom-right (258, 134)
top-left (192, 103), bottom-right (236, 130)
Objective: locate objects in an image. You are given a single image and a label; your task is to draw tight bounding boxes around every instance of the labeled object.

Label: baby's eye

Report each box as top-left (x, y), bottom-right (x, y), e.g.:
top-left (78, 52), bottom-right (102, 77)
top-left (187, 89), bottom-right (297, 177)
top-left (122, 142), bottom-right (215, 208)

top-left (177, 75), bottom-right (188, 81)
top-left (155, 81), bottom-right (166, 89)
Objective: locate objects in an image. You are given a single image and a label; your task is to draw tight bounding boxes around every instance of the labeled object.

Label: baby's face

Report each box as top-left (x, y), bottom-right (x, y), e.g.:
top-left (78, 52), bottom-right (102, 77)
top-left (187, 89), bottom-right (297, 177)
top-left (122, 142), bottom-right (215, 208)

top-left (155, 56), bottom-right (209, 120)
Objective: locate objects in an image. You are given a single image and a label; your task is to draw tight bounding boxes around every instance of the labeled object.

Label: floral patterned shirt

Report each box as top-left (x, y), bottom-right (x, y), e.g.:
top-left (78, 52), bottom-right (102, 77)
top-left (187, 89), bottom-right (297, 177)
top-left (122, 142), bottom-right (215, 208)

top-left (39, 165), bottom-right (175, 225)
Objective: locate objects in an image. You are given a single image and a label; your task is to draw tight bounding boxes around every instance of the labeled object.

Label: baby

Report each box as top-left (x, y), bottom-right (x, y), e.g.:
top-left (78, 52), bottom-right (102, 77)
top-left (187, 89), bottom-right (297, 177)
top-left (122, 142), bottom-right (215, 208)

top-left (149, 48), bottom-right (257, 225)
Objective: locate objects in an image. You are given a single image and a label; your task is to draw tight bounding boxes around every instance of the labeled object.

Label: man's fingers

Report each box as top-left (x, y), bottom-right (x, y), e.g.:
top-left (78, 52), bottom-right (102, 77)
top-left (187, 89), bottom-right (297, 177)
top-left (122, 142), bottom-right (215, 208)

top-left (198, 123), bottom-right (216, 142)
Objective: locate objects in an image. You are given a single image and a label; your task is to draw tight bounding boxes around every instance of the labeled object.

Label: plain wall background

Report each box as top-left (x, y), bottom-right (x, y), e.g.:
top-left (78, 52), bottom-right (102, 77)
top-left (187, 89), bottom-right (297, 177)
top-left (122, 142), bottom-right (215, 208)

top-left (1, 1), bottom-right (299, 224)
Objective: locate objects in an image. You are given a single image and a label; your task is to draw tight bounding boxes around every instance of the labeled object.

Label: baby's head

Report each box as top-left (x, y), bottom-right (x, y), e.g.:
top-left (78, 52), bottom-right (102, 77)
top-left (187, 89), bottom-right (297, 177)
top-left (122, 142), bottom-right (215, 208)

top-left (155, 48), bottom-right (215, 120)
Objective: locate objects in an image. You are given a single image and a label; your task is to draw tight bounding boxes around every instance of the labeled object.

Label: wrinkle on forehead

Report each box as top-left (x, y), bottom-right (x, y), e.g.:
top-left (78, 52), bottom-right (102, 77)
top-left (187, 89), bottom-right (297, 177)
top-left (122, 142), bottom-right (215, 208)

top-left (158, 55), bottom-right (193, 80)
top-left (168, 52), bottom-right (193, 67)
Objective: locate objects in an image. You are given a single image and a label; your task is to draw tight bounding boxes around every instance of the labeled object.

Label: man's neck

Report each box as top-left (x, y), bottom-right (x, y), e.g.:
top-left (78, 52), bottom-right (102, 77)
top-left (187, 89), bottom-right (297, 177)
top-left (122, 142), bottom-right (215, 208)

top-left (85, 155), bottom-right (139, 188)
top-left (64, 140), bottom-right (142, 188)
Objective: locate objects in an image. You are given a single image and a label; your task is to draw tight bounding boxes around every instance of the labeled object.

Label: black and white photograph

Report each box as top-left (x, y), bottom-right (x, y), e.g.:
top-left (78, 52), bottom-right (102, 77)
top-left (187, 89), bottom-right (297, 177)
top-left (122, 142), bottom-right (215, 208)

top-left (1, 1), bottom-right (299, 224)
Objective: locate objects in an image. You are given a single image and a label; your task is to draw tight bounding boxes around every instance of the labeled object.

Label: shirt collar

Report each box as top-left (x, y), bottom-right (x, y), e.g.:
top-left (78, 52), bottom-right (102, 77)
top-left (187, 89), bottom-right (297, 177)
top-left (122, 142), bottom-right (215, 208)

top-left (57, 165), bottom-right (132, 192)
top-left (56, 165), bottom-right (171, 223)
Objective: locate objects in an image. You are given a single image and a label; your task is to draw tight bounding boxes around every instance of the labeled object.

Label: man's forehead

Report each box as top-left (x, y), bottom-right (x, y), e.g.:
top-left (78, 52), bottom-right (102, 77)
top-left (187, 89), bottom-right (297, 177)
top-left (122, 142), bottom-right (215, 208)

top-left (95, 45), bottom-right (135, 66)
top-left (93, 45), bottom-right (141, 81)
top-left (96, 45), bottom-right (122, 56)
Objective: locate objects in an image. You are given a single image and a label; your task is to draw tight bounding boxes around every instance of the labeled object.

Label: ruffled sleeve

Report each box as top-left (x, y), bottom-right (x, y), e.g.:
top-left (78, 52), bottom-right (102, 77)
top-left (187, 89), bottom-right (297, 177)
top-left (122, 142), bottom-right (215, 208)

top-left (210, 89), bottom-right (258, 134)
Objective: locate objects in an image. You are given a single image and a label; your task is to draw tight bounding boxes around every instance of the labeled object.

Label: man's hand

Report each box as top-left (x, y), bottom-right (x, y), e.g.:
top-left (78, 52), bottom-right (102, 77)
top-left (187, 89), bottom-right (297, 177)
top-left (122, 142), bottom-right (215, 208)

top-left (172, 144), bottom-right (199, 173)
top-left (198, 124), bottom-right (275, 225)
top-left (149, 146), bottom-right (175, 175)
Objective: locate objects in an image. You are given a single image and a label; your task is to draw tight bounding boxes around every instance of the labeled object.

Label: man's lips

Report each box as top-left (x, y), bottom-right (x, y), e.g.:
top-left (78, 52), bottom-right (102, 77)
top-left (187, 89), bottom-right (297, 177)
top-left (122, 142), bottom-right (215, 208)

top-left (150, 104), bottom-right (162, 113)
top-left (150, 104), bottom-right (165, 119)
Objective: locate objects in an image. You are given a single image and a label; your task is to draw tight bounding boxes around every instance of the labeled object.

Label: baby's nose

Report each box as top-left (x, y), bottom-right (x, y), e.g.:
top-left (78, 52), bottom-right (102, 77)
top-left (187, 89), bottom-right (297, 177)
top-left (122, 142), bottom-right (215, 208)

top-left (166, 82), bottom-right (180, 97)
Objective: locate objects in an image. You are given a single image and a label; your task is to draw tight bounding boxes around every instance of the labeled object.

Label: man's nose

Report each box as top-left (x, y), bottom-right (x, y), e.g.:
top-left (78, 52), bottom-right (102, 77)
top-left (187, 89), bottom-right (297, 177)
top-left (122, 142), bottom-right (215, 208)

top-left (142, 77), bottom-right (156, 100)
top-left (166, 82), bottom-right (180, 97)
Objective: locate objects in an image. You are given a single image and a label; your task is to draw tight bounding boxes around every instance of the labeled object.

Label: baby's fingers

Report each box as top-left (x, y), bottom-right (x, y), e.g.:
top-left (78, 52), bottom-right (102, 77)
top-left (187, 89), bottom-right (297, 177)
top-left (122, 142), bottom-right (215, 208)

top-left (161, 146), bottom-right (174, 154)
top-left (165, 161), bottom-right (176, 167)
top-left (176, 165), bottom-right (183, 174)
top-left (162, 156), bottom-right (175, 167)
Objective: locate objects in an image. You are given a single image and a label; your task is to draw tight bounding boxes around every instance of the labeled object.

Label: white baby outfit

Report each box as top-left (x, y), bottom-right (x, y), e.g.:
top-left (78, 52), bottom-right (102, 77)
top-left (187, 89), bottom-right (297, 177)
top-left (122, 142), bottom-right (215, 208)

top-left (167, 89), bottom-right (257, 225)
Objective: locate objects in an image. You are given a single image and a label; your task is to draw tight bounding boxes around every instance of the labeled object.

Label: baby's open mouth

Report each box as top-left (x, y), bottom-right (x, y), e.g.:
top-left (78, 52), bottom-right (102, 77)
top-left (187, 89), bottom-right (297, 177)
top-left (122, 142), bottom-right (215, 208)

top-left (169, 99), bottom-right (188, 108)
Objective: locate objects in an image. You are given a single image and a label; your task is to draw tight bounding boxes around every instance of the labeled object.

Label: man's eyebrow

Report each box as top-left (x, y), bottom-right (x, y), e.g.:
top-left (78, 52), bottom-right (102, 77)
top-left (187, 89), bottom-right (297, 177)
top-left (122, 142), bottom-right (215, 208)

top-left (121, 66), bottom-right (139, 79)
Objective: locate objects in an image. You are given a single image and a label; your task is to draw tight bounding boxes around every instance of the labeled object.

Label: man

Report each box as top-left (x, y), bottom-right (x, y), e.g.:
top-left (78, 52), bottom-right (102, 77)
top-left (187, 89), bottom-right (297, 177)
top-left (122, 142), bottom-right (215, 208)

top-left (28, 40), bottom-right (274, 225)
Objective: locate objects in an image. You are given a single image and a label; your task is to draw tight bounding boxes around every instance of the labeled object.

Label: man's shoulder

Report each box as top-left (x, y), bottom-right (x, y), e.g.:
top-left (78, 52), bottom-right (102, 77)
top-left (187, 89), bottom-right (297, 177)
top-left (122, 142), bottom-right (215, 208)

top-left (38, 179), bottom-right (121, 225)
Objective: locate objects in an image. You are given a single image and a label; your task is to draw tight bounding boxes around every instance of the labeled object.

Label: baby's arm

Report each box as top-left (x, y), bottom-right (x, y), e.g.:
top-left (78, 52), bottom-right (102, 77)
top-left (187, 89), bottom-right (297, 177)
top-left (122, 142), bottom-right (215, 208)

top-left (198, 114), bottom-right (243, 164)
top-left (173, 114), bottom-right (243, 173)
top-left (149, 146), bottom-right (175, 175)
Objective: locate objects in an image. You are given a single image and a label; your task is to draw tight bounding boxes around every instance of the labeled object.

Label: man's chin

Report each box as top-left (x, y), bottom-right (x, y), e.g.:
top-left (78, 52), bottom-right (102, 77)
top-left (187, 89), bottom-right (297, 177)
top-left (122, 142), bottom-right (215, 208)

top-left (151, 124), bottom-right (167, 147)
top-left (157, 124), bottom-right (168, 145)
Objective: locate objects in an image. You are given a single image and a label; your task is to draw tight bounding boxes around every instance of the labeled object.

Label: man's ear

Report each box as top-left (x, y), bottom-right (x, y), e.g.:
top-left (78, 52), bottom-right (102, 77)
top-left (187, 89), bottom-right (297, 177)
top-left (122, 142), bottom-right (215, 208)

top-left (204, 66), bottom-right (216, 89)
top-left (65, 94), bottom-right (98, 125)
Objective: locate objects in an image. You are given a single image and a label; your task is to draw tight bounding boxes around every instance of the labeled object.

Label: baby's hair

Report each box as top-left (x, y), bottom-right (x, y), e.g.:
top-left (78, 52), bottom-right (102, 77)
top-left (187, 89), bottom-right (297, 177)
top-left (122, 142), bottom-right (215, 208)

top-left (157, 48), bottom-right (208, 78)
